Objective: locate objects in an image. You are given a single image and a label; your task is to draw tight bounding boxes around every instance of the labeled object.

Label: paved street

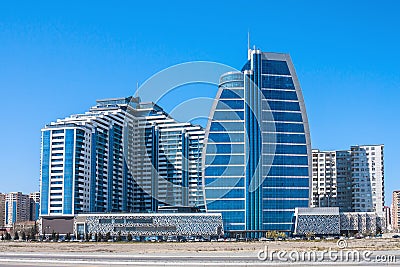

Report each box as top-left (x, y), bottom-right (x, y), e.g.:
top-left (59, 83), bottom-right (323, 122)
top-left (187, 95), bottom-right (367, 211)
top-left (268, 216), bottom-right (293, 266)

top-left (0, 250), bottom-right (399, 266)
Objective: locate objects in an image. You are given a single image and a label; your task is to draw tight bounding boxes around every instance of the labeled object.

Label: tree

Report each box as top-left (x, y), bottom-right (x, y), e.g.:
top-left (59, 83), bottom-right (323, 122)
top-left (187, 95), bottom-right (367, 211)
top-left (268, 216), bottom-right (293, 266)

top-left (21, 232), bottom-right (26, 241)
top-left (29, 227), bottom-right (36, 240)
top-left (105, 232), bottom-right (111, 241)
top-left (127, 233), bottom-right (133, 242)
top-left (94, 233), bottom-right (98, 242)
top-left (98, 233), bottom-right (103, 242)
top-left (117, 231), bottom-right (122, 242)
top-left (305, 232), bottom-right (315, 239)
top-left (14, 232), bottom-right (19, 241)
top-left (266, 231), bottom-right (278, 239)
top-left (65, 233), bottom-right (71, 241)
top-left (1, 234), bottom-right (4, 241)
top-left (51, 230), bottom-right (56, 241)
top-left (55, 232), bottom-right (59, 241)
top-left (6, 233), bottom-right (12, 240)
top-left (29, 232), bottom-right (35, 240)
top-left (85, 233), bottom-right (90, 242)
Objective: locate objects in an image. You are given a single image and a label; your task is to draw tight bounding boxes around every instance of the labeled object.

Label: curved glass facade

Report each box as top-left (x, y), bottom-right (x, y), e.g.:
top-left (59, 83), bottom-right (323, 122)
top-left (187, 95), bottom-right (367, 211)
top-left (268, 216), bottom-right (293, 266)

top-left (204, 49), bottom-right (311, 235)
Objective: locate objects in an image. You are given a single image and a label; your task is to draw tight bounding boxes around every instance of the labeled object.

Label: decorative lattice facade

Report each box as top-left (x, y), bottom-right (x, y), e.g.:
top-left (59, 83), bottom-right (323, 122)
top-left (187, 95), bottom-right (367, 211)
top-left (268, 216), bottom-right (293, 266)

top-left (294, 208), bottom-right (383, 235)
top-left (74, 213), bottom-right (223, 237)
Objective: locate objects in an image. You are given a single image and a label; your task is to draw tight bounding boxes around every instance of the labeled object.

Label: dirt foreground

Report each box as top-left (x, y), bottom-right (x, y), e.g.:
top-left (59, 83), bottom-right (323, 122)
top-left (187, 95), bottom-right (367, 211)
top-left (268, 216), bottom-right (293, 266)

top-left (0, 238), bottom-right (399, 254)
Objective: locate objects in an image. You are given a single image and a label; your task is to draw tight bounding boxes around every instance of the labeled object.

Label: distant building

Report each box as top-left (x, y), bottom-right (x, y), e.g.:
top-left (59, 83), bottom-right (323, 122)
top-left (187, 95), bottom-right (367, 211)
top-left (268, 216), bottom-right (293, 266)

top-left (29, 192), bottom-right (40, 221)
top-left (311, 145), bottom-right (384, 217)
top-left (5, 192), bottom-right (31, 227)
top-left (0, 193), bottom-right (5, 227)
top-left (392, 190), bottom-right (400, 230)
top-left (384, 206), bottom-right (392, 231)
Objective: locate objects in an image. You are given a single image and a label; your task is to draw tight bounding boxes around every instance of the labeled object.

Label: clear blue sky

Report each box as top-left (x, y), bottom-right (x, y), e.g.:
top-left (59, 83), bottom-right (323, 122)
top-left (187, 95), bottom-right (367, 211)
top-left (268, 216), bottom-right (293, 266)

top-left (0, 1), bottom-right (399, 205)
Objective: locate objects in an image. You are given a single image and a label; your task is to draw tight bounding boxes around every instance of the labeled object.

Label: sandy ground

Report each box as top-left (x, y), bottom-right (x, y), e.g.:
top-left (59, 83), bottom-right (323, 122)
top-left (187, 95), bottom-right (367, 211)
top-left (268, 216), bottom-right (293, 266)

top-left (0, 238), bottom-right (400, 254)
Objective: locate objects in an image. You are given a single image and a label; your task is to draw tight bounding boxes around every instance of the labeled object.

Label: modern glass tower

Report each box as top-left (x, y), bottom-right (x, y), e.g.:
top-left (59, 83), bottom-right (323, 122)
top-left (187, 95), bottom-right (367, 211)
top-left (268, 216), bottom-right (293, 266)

top-left (203, 49), bottom-right (311, 235)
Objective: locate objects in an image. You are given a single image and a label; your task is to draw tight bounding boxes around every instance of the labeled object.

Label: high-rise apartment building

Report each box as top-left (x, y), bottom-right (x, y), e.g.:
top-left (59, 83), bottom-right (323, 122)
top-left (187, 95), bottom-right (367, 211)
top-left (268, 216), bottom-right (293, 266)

top-left (204, 48), bottom-right (311, 235)
top-left (311, 145), bottom-right (384, 216)
top-left (335, 150), bottom-right (352, 211)
top-left (29, 192), bottom-right (40, 221)
top-left (311, 150), bottom-right (338, 208)
top-left (131, 103), bottom-right (204, 212)
top-left (5, 192), bottom-right (31, 227)
top-left (351, 145), bottom-right (384, 215)
top-left (384, 205), bottom-right (392, 230)
top-left (0, 193), bottom-right (5, 227)
top-left (40, 97), bottom-right (204, 216)
top-left (392, 190), bottom-right (400, 230)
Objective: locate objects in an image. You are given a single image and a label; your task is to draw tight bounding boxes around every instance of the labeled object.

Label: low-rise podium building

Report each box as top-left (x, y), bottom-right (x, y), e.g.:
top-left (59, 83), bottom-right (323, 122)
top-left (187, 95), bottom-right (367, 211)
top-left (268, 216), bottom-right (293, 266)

top-left (39, 212), bottom-right (224, 239)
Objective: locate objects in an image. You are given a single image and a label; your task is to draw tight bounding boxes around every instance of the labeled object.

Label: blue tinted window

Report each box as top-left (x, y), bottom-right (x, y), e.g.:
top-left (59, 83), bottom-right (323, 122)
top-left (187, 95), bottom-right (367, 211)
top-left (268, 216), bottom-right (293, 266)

top-left (210, 121), bottom-right (244, 132)
top-left (221, 89), bottom-right (244, 98)
top-left (263, 189), bottom-right (309, 198)
top-left (221, 81), bottom-right (244, 88)
top-left (221, 211), bottom-right (245, 223)
top-left (263, 211), bottom-right (294, 223)
top-left (206, 144), bottom-right (244, 154)
top-left (213, 111), bottom-right (244, 120)
top-left (50, 210), bottom-right (62, 214)
top-left (262, 60), bottom-right (290, 75)
top-left (272, 155), bottom-right (309, 165)
top-left (205, 166), bottom-right (245, 176)
top-left (276, 133), bottom-right (306, 144)
top-left (208, 132), bottom-right (244, 143)
top-left (206, 155), bottom-right (244, 165)
top-left (262, 90), bottom-right (298, 101)
top-left (268, 101), bottom-right (300, 111)
top-left (275, 123), bottom-right (305, 133)
top-left (262, 76), bottom-right (295, 89)
top-left (241, 60), bottom-right (251, 72)
top-left (272, 112), bottom-right (303, 122)
top-left (206, 188), bottom-right (244, 199)
top-left (40, 131), bottom-right (50, 215)
top-left (263, 133), bottom-right (306, 144)
top-left (264, 177), bottom-right (309, 187)
top-left (217, 100), bottom-right (244, 110)
top-left (263, 200), bottom-right (308, 209)
top-left (269, 144), bottom-right (308, 155)
top-left (52, 130), bottom-right (64, 134)
top-left (225, 224), bottom-right (245, 230)
top-left (207, 200), bottom-right (244, 210)
top-left (267, 166), bottom-right (309, 176)
top-left (205, 178), bottom-right (244, 187)
top-left (63, 129), bottom-right (74, 214)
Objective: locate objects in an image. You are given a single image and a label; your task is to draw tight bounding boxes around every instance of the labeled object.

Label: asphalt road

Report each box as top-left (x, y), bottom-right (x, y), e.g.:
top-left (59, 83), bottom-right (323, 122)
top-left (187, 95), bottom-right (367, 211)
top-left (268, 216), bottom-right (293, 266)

top-left (0, 251), bottom-right (399, 266)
